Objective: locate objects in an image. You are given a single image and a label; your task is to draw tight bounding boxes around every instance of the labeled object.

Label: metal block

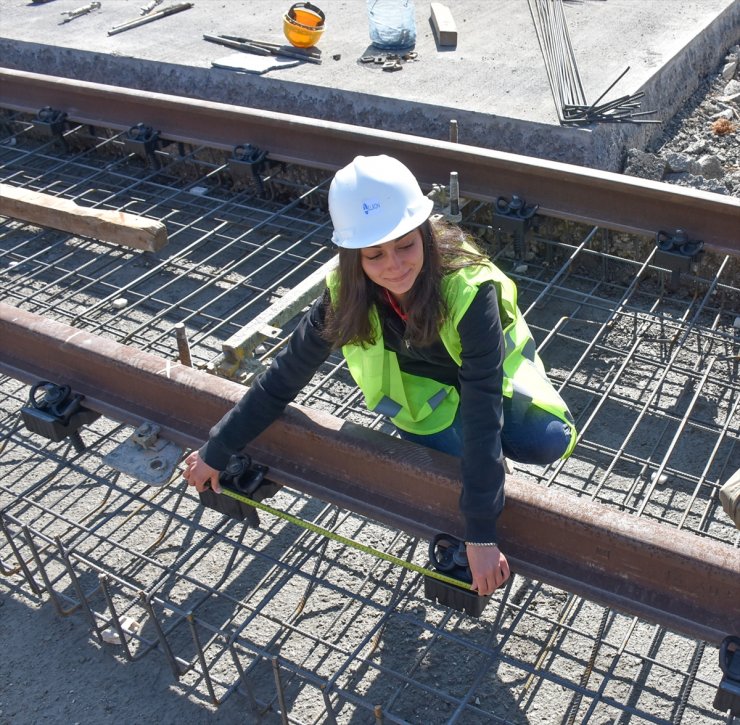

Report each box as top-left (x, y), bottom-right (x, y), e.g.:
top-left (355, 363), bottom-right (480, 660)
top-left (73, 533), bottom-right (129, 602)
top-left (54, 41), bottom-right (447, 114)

top-left (654, 229), bottom-right (704, 289)
top-left (423, 575), bottom-right (491, 617)
top-left (227, 143), bottom-right (278, 195)
top-left (31, 106), bottom-right (67, 138)
top-left (492, 195), bottom-right (538, 261)
top-left (424, 533), bottom-right (491, 616)
top-left (198, 454), bottom-right (279, 524)
top-left (198, 487), bottom-right (260, 525)
top-left (123, 123), bottom-right (160, 163)
top-left (20, 381), bottom-right (100, 452)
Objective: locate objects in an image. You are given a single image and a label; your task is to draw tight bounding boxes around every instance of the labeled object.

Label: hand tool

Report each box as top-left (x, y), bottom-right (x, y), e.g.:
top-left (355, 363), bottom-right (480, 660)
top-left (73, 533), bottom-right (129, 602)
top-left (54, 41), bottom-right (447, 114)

top-left (203, 34), bottom-right (322, 65)
top-left (196, 455), bottom-right (476, 594)
top-left (60, 1), bottom-right (100, 24)
top-left (108, 2), bottom-right (193, 36)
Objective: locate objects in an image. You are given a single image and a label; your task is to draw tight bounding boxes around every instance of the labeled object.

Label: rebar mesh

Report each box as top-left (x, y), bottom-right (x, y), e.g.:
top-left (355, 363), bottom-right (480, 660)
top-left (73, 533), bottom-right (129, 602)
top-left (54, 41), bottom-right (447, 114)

top-left (1, 111), bottom-right (738, 724)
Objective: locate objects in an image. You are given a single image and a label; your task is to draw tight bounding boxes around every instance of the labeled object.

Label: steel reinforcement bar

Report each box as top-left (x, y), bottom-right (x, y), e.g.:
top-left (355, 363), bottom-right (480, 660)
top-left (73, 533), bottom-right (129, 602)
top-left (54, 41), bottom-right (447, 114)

top-left (1, 67), bottom-right (739, 254)
top-left (2, 302), bottom-right (738, 645)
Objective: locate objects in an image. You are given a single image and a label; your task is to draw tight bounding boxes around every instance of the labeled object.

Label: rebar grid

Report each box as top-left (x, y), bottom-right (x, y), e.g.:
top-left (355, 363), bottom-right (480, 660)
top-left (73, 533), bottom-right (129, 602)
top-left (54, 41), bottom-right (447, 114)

top-left (0, 417), bottom-right (728, 724)
top-left (1, 116), bottom-right (738, 723)
top-left (0, 114), bottom-right (335, 364)
top-left (505, 238), bottom-right (740, 542)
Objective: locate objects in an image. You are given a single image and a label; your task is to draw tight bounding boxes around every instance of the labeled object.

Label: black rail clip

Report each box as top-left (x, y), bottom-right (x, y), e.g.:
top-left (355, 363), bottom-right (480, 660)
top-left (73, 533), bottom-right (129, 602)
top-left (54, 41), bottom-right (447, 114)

top-left (492, 195), bottom-right (539, 263)
top-left (227, 144), bottom-right (278, 196)
top-left (424, 533), bottom-right (491, 617)
top-left (124, 123), bottom-right (161, 165)
top-left (32, 107), bottom-right (68, 145)
top-left (714, 635), bottom-right (740, 717)
top-left (20, 381), bottom-right (100, 453)
top-left (654, 229), bottom-right (704, 289)
top-left (199, 453), bottom-right (279, 525)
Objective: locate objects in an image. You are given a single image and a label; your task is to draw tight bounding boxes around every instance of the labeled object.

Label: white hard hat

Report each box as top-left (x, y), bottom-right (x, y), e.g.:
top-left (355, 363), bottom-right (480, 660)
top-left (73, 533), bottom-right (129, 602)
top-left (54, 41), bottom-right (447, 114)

top-left (329, 155), bottom-right (433, 249)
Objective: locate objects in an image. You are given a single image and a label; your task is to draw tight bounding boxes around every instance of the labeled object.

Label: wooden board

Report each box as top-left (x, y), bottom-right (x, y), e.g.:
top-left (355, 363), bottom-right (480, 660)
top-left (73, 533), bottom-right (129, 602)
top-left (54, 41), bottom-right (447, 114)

top-left (0, 183), bottom-right (168, 252)
top-left (430, 3), bottom-right (457, 47)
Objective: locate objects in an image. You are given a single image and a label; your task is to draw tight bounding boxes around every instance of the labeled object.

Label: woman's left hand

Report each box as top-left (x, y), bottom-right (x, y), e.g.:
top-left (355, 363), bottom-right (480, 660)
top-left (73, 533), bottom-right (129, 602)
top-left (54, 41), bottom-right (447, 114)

top-left (466, 544), bottom-right (510, 596)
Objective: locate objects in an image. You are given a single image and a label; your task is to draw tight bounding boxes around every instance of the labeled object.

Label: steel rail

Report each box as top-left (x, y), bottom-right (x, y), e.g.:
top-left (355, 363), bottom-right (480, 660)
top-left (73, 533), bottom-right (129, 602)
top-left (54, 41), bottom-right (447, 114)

top-left (1, 302), bottom-right (738, 644)
top-left (1, 68), bottom-right (739, 255)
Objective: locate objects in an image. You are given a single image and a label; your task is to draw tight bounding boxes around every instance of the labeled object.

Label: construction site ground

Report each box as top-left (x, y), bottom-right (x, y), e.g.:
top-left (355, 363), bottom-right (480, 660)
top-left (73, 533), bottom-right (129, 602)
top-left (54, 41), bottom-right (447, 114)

top-left (1, 2), bottom-right (740, 725)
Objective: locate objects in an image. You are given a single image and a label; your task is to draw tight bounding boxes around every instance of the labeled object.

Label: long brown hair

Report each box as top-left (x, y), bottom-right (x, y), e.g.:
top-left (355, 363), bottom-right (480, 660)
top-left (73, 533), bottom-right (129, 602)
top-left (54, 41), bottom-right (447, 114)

top-left (324, 217), bottom-right (487, 349)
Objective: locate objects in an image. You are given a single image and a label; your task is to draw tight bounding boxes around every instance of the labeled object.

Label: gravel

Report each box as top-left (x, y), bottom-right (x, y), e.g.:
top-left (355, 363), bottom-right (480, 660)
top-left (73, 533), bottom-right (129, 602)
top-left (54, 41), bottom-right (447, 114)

top-left (624, 44), bottom-right (740, 197)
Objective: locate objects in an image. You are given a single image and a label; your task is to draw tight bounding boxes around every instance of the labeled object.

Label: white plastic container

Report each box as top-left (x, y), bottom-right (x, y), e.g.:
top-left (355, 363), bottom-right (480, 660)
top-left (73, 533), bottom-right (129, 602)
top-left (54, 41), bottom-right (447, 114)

top-left (367, 0), bottom-right (417, 50)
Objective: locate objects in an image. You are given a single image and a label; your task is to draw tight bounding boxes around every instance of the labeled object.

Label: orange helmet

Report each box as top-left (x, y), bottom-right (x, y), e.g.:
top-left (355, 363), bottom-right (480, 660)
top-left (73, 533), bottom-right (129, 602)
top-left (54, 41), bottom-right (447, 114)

top-left (283, 2), bottom-right (325, 48)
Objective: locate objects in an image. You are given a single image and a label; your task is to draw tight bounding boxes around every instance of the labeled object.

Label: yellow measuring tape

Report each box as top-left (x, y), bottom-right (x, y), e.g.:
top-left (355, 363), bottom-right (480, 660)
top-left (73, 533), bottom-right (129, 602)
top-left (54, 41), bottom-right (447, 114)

top-left (218, 485), bottom-right (473, 591)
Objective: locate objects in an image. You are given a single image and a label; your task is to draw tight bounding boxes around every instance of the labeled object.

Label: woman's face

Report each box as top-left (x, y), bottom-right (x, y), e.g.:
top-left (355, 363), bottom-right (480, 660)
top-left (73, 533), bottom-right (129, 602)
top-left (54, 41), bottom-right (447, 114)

top-left (360, 227), bottom-right (424, 303)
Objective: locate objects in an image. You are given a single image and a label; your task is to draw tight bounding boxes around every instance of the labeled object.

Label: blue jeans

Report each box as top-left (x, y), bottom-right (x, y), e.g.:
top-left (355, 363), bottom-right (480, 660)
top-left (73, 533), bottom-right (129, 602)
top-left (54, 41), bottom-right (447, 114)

top-left (397, 394), bottom-right (572, 464)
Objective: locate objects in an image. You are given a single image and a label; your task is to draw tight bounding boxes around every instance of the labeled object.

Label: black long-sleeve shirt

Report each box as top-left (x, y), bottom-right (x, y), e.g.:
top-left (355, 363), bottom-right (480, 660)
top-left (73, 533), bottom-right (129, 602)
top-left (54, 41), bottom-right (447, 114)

top-left (200, 281), bottom-right (506, 543)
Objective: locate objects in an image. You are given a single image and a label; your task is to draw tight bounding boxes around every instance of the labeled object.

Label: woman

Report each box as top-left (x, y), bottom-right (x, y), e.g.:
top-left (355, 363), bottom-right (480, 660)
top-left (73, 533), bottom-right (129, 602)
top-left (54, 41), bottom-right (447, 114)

top-left (184, 155), bottom-right (576, 597)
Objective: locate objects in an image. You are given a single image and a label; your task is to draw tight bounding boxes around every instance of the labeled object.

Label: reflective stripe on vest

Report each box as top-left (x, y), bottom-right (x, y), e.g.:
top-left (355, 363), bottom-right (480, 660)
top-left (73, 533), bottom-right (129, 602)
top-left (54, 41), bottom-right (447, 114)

top-left (327, 257), bottom-right (577, 456)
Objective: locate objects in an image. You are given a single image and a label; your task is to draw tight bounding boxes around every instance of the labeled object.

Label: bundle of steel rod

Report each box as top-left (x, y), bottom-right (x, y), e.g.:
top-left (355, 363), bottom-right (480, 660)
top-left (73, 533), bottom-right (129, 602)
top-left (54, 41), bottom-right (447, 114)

top-left (528, 0), bottom-right (657, 125)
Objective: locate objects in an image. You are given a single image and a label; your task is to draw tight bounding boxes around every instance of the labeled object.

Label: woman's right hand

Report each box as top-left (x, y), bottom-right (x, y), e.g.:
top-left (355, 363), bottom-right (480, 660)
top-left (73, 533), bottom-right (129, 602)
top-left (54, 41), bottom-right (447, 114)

top-left (182, 450), bottom-right (221, 493)
top-left (466, 544), bottom-right (510, 596)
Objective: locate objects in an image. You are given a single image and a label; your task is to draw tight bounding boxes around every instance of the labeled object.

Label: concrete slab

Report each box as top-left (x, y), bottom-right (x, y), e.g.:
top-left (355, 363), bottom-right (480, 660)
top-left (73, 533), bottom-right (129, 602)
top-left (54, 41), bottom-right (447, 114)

top-left (1, 0), bottom-right (738, 170)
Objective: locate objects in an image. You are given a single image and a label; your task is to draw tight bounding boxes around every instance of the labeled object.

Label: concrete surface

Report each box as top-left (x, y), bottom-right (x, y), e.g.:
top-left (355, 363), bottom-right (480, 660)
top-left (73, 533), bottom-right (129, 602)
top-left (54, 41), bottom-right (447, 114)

top-left (0, 0), bottom-right (738, 169)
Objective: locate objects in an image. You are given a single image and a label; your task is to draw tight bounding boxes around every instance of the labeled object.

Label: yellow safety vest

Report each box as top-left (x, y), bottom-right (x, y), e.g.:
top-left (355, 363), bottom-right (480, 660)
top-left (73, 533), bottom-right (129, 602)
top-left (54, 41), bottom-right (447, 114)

top-left (327, 258), bottom-right (577, 458)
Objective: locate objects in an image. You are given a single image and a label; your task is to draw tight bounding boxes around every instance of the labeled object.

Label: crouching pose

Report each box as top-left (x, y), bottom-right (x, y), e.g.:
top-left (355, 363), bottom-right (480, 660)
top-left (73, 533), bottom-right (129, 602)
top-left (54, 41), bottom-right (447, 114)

top-left (184, 155), bottom-right (577, 596)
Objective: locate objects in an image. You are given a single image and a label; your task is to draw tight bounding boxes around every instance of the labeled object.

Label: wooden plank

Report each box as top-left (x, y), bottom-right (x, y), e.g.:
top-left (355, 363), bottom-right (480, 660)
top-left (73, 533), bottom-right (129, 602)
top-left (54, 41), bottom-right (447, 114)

top-left (430, 3), bottom-right (457, 47)
top-left (0, 183), bottom-right (167, 252)
top-left (222, 256), bottom-right (337, 361)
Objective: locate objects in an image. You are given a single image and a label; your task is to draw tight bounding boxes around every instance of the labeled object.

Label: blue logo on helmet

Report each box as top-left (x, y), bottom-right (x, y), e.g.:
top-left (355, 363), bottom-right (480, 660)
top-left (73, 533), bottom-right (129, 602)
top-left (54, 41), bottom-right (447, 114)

top-left (362, 200), bottom-right (381, 215)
